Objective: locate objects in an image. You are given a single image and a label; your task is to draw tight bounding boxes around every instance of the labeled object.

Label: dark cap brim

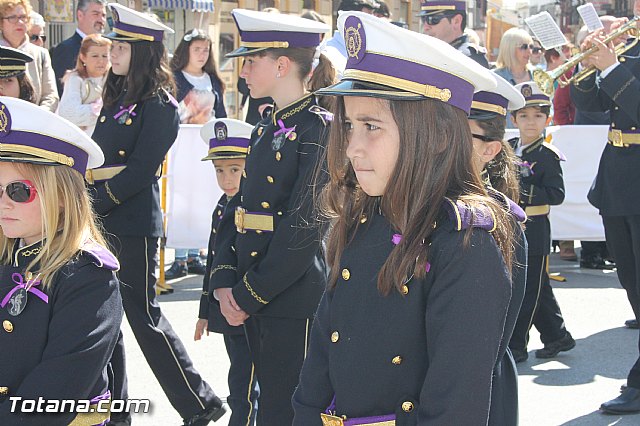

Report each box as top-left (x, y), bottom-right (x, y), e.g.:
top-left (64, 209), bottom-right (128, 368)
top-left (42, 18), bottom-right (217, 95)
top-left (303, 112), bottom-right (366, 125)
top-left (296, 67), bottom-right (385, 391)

top-left (201, 153), bottom-right (248, 161)
top-left (315, 79), bottom-right (426, 101)
top-left (469, 109), bottom-right (503, 120)
top-left (104, 31), bottom-right (144, 42)
top-left (226, 46), bottom-right (270, 58)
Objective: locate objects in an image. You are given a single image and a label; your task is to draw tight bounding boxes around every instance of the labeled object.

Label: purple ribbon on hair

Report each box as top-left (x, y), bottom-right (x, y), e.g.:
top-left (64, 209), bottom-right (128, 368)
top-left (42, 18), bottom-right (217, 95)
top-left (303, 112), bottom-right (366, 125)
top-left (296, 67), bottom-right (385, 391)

top-left (0, 273), bottom-right (48, 308)
top-left (113, 104), bottom-right (138, 120)
top-left (274, 119), bottom-right (296, 139)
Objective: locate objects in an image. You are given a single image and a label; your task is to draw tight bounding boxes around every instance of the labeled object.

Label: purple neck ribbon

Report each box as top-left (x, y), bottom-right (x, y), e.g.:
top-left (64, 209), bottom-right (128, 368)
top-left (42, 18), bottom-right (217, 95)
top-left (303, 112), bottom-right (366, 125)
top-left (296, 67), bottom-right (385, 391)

top-left (1, 272), bottom-right (48, 308)
top-left (517, 160), bottom-right (535, 175)
top-left (391, 234), bottom-right (431, 273)
top-left (274, 119), bottom-right (296, 139)
top-left (113, 104), bottom-right (138, 120)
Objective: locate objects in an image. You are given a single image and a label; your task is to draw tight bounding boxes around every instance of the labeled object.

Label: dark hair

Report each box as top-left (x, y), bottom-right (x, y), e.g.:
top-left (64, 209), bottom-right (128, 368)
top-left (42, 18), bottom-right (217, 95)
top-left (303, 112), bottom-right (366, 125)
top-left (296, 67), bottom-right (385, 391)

top-left (544, 48), bottom-right (560, 63)
top-left (77, 0), bottom-right (106, 13)
top-left (447, 11), bottom-right (466, 31)
top-left (103, 41), bottom-right (176, 108)
top-left (321, 97), bottom-right (516, 295)
top-left (471, 116), bottom-right (520, 202)
top-left (256, 47), bottom-right (335, 106)
top-left (16, 73), bottom-right (35, 103)
top-left (512, 104), bottom-right (551, 118)
top-left (374, 0), bottom-right (390, 17)
top-left (170, 29), bottom-right (225, 95)
top-left (337, 0), bottom-right (378, 12)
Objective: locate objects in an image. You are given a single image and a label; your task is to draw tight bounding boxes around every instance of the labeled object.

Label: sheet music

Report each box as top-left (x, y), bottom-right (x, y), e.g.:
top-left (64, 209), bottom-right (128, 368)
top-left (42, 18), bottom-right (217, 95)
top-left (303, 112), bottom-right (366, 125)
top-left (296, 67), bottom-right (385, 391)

top-left (525, 12), bottom-right (568, 49)
top-left (577, 3), bottom-right (604, 32)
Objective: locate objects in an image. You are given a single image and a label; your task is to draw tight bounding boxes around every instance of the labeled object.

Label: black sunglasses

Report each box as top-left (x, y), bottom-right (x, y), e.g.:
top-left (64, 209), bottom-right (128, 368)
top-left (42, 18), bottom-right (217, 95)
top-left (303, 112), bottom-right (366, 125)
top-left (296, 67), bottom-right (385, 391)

top-left (0, 180), bottom-right (37, 203)
top-left (30, 34), bottom-right (46, 42)
top-left (421, 14), bottom-right (450, 26)
top-left (472, 133), bottom-right (497, 143)
top-left (518, 43), bottom-right (537, 51)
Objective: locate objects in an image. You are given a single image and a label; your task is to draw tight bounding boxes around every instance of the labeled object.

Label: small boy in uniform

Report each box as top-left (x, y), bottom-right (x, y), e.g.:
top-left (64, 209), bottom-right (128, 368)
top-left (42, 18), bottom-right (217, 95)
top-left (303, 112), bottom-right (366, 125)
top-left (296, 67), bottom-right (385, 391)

top-left (508, 81), bottom-right (575, 363)
top-left (194, 118), bottom-right (259, 425)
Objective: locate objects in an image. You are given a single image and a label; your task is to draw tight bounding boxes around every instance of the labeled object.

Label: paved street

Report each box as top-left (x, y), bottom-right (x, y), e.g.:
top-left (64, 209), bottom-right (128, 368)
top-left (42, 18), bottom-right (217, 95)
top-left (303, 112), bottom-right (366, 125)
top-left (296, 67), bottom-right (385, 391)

top-left (122, 251), bottom-right (640, 425)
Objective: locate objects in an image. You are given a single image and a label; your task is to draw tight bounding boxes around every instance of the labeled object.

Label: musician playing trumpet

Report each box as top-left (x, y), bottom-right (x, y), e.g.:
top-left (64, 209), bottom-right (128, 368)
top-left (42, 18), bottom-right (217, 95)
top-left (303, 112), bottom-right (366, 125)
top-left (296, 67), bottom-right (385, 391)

top-left (570, 0), bottom-right (640, 415)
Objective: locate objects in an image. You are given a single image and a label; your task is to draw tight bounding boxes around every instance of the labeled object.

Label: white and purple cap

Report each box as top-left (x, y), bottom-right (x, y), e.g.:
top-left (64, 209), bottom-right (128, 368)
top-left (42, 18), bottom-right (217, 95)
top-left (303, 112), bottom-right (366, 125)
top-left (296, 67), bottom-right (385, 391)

top-left (0, 97), bottom-right (104, 177)
top-left (419, 0), bottom-right (467, 16)
top-left (316, 12), bottom-right (497, 114)
top-left (106, 3), bottom-right (174, 43)
top-left (226, 9), bottom-right (329, 58)
top-left (200, 118), bottom-right (253, 161)
top-left (513, 81), bottom-right (551, 108)
top-left (470, 73), bottom-right (525, 118)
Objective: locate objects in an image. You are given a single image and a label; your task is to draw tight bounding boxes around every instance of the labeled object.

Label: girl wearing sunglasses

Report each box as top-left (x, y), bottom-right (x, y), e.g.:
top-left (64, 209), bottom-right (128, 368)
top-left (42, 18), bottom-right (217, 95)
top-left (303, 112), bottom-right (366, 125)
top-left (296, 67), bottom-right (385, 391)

top-left (494, 28), bottom-right (534, 86)
top-left (88, 4), bottom-right (226, 425)
top-left (0, 96), bottom-right (123, 424)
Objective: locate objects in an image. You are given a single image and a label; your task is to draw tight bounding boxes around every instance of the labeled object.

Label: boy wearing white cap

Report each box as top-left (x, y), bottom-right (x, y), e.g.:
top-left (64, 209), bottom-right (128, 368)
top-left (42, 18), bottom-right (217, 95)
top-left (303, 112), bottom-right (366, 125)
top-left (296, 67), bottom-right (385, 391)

top-left (0, 96), bottom-right (122, 425)
top-left (508, 81), bottom-right (575, 364)
top-left (213, 8), bottom-right (334, 425)
top-left (293, 12), bottom-right (522, 424)
top-left (195, 118), bottom-right (259, 426)
top-left (88, 4), bottom-right (226, 425)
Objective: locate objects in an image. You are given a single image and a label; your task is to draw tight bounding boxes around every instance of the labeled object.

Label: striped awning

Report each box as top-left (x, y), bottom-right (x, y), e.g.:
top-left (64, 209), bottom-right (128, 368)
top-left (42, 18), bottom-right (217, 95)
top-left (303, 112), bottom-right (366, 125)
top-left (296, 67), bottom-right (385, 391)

top-left (147, 0), bottom-right (214, 13)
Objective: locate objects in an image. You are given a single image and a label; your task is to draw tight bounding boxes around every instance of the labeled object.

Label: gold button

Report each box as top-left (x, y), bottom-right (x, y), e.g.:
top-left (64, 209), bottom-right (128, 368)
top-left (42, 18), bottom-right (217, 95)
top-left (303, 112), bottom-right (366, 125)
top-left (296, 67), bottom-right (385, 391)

top-left (614, 106), bottom-right (619, 110)
top-left (99, 116), bottom-right (106, 123)
top-left (3, 320), bottom-right (13, 333)
top-left (276, 152), bottom-right (282, 161)
top-left (256, 230), bottom-right (262, 234)
top-left (633, 127), bottom-right (637, 131)
top-left (258, 127), bottom-right (263, 135)
top-left (401, 285), bottom-right (409, 295)
top-left (242, 170), bottom-right (247, 178)
top-left (360, 215), bottom-right (367, 223)
top-left (620, 57), bottom-right (626, 62)
top-left (261, 201), bottom-right (270, 209)
top-left (217, 210), bottom-right (222, 216)
top-left (211, 250), bottom-right (215, 256)
top-left (0, 386), bottom-right (8, 396)
top-left (288, 131), bottom-right (297, 141)
top-left (341, 268), bottom-right (350, 280)
top-left (251, 251), bottom-right (258, 257)
top-left (277, 211), bottom-right (283, 216)
top-left (247, 146), bottom-right (252, 155)
top-left (267, 176), bottom-right (274, 183)
top-left (612, 123), bottom-right (616, 128)
top-left (212, 228), bottom-right (216, 234)
top-left (118, 150), bottom-right (126, 157)
top-left (392, 355), bottom-right (403, 365)
top-left (331, 331), bottom-right (339, 342)
top-left (402, 401), bottom-right (414, 412)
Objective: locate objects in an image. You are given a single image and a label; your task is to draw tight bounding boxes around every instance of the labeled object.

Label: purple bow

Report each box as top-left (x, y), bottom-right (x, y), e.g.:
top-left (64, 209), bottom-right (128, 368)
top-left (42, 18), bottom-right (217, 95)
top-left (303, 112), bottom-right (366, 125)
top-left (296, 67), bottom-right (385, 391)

top-left (517, 160), bottom-right (535, 175)
top-left (113, 104), bottom-right (138, 120)
top-left (274, 119), bottom-right (296, 139)
top-left (1, 272), bottom-right (48, 308)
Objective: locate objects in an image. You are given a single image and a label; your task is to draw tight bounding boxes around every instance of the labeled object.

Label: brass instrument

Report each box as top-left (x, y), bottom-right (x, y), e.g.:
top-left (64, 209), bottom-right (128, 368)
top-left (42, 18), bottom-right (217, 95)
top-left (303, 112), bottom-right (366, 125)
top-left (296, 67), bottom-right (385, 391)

top-left (533, 16), bottom-right (640, 97)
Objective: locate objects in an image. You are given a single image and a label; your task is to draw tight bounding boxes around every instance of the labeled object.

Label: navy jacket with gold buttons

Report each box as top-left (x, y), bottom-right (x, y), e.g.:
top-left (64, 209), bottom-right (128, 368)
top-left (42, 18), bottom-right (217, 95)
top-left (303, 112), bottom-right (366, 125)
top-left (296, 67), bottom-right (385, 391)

top-left (510, 136), bottom-right (565, 256)
top-left (89, 92), bottom-right (179, 237)
top-left (199, 193), bottom-right (244, 335)
top-left (0, 241), bottom-right (123, 425)
top-left (293, 202), bottom-right (514, 425)
top-left (570, 42), bottom-right (640, 216)
top-left (210, 94), bottom-right (330, 319)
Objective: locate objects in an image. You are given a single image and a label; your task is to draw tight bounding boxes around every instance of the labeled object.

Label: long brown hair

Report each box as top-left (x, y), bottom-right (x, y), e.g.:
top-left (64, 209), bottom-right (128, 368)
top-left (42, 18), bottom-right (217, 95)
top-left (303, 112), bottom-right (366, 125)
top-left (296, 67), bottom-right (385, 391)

top-left (170, 28), bottom-right (224, 94)
top-left (103, 40), bottom-right (175, 108)
top-left (321, 97), bottom-right (516, 295)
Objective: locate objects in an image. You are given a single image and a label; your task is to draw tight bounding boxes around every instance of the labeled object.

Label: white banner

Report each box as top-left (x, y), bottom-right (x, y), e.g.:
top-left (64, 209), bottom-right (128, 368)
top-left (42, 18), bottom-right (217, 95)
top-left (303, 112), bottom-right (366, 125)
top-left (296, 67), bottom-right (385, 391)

top-left (165, 124), bottom-right (223, 249)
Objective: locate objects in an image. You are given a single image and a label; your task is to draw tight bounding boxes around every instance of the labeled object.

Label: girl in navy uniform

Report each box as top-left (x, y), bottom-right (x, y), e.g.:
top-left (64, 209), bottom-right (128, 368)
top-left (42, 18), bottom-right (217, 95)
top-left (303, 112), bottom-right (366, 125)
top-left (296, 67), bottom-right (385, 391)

top-left (293, 12), bottom-right (522, 425)
top-left (87, 4), bottom-right (225, 425)
top-left (508, 81), bottom-right (574, 365)
top-left (212, 9), bottom-right (334, 425)
top-left (469, 75), bottom-right (527, 426)
top-left (195, 118), bottom-right (258, 425)
top-left (0, 96), bottom-right (122, 425)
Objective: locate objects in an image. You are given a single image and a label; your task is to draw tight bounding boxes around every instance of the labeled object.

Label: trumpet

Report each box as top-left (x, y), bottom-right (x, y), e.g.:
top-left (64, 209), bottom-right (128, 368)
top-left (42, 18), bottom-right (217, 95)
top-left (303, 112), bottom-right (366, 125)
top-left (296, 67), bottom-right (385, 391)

top-left (533, 16), bottom-right (640, 97)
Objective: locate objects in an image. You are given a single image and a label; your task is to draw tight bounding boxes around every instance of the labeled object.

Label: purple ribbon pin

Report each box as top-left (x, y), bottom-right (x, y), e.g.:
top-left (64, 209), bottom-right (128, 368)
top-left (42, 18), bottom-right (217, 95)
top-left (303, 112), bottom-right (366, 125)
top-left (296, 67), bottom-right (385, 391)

top-left (1, 272), bottom-right (48, 308)
top-left (517, 160), bottom-right (535, 175)
top-left (274, 119), bottom-right (296, 139)
top-left (113, 104), bottom-right (138, 120)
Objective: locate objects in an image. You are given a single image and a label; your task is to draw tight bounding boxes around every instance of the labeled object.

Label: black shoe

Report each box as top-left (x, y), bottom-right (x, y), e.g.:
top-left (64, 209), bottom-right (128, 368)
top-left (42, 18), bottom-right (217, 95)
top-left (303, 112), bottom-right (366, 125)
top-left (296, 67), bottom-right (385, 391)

top-left (601, 387), bottom-right (640, 414)
top-left (580, 255), bottom-right (616, 270)
top-left (187, 257), bottom-right (206, 275)
top-left (535, 332), bottom-right (576, 359)
top-left (511, 348), bottom-right (528, 363)
top-left (183, 399), bottom-right (227, 425)
top-left (625, 319), bottom-right (639, 329)
top-left (165, 260), bottom-right (188, 280)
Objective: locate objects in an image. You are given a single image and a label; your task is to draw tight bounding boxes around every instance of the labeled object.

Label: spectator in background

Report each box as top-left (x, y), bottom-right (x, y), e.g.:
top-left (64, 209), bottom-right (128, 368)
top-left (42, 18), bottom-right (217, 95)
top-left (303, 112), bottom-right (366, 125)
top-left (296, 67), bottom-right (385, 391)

top-left (374, 0), bottom-right (391, 20)
top-left (0, 0), bottom-right (58, 111)
top-left (28, 11), bottom-right (45, 48)
top-left (51, 0), bottom-right (106, 96)
top-left (545, 47), bottom-right (575, 126)
top-left (530, 39), bottom-right (545, 70)
top-left (0, 45), bottom-right (35, 102)
top-left (58, 34), bottom-right (111, 136)
top-left (493, 28), bottom-right (534, 85)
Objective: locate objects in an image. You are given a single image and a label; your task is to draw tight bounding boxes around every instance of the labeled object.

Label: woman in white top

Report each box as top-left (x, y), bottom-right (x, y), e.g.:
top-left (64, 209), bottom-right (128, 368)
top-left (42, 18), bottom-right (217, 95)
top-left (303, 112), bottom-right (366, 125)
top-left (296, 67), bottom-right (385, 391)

top-left (58, 34), bottom-right (111, 136)
top-left (0, 0), bottom-right (58, 111)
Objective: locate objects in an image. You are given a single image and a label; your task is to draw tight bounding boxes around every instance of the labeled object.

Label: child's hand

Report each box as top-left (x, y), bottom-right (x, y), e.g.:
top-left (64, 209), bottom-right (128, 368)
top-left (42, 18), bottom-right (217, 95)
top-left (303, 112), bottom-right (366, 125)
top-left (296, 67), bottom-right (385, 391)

top-left (217, 288), bottom-right (249, 326)
top-left (194, 319), bottom-right (208, 341)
